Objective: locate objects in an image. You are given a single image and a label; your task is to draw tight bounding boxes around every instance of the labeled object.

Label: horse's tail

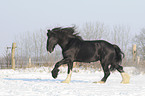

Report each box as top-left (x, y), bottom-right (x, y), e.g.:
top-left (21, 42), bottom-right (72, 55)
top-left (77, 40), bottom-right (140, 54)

top-left (114, 45), bottom-right (125, 62)
top-left (110, 45), bottom-right (125, 71)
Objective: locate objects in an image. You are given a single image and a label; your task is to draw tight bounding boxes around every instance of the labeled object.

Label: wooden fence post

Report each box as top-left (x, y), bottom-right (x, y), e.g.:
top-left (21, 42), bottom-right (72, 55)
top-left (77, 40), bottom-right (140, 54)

top-left (28, 57), bottom-right (32, 68)
top-left (11, 43), bottom-right (16, 70)
top-left (132, 44), bottom-right (137, 62)
top-left (137, 56), bottom-right (140, 64)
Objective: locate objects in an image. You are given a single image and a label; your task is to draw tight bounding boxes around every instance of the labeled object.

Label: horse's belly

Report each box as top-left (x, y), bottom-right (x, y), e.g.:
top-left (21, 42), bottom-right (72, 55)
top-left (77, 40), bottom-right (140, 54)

top-left (75, 43), bottom-right (99, 62)
top-left (76, 53), bottom-right (99, 62)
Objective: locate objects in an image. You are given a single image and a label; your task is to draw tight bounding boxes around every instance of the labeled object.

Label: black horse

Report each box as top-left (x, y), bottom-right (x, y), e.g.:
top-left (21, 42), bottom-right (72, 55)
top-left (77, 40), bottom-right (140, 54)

top-left (46, 27), bottom-right (130, 84)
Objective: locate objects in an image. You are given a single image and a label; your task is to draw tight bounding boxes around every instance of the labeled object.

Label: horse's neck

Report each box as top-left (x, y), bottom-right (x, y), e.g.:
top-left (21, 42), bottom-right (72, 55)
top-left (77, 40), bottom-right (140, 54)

top-left (58, 37), bottom-right (70, 50)
top-left (58, 37), bottom-right (78, 50)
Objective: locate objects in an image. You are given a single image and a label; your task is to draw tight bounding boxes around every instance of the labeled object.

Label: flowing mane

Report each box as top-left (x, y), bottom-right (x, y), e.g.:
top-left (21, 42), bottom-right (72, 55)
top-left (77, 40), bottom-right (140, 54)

top-left (52, 27), bottom-right (83, 40)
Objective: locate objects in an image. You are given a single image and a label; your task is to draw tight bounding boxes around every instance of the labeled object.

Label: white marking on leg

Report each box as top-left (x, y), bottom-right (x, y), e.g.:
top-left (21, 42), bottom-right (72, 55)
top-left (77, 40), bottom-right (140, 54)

top-left (61, 70), bottom-right (72, 83)
top-left (121, 72), bottom-right (130, 84)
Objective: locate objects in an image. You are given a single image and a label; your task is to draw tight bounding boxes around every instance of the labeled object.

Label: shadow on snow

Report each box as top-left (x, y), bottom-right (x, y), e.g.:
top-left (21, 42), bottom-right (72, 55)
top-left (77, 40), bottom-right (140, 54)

top-left (4, 78), bottom-right (89, 83)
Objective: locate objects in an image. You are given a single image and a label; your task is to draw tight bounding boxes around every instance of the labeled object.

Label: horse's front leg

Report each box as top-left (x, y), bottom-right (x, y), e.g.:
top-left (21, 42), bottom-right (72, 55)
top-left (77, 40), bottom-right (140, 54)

top-left (61, 62), bottom-right (74, 83)
top-left (51, 62), bottom-right (60, 79)
top-left (51, 58), bottom-right (73, 83)
top-left (51, 59), bottom-right (67, 79)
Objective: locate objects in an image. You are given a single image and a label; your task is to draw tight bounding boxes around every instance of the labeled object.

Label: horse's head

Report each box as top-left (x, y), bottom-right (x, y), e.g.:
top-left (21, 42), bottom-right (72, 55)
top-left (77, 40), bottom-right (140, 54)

top-left (46, 27), bottom-right (82, 53)
top-left (46, 28), bottom-right (60, 53)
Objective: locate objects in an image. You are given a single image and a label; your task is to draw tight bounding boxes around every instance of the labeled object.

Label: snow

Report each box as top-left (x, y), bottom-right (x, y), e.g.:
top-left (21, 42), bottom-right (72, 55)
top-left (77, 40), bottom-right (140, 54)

top-left (0, 67), bottom-right (145, 96)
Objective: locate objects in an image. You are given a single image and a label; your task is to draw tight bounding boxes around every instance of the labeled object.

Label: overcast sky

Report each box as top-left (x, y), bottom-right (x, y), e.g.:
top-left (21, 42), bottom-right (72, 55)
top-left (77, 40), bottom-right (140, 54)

top-left (0, 0), bottom-right (145, 56)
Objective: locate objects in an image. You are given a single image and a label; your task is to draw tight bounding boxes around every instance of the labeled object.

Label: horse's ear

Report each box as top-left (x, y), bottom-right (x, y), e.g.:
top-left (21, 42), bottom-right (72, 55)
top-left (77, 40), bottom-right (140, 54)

top-left (47, 29), bottom-right (51, 36)
top-left (47, 29), bottom-right (51, 33)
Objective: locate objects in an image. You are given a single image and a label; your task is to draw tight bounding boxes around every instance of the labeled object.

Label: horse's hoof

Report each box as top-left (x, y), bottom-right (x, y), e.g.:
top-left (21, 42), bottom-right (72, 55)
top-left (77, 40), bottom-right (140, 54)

top-left (93, 81), bottom-right (105, 84)
top-left (51, 68), bottom-right (59, 79)
top-left (61, 80), bottom-right (70, 83)
top-left (121, 72), bottom-right (130, 84)
top-left (121, 81), bottom-right (130, 84)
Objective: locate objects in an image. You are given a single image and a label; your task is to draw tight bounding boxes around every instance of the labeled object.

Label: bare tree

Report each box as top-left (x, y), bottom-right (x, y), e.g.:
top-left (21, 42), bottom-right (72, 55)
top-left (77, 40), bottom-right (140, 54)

top-left (14, 29), bottom-right (60, 67)
top-left (32, 29), bottom-right (48, 61)
top-left (81, 22), bottom-right (109, 40)
top-left (1, 48), bottom-right (11, 68)
top-left (112, 25), bottom-right (131, 56)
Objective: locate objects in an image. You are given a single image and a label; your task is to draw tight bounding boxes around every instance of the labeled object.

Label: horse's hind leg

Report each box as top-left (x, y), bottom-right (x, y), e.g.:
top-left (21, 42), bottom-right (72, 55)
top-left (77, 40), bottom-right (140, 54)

top-left (94, 62), bottom-right (110, 83)
top-left (121, 72), bottom-right (130, 84)
top-left (114, 64), bottom-right (130, 84)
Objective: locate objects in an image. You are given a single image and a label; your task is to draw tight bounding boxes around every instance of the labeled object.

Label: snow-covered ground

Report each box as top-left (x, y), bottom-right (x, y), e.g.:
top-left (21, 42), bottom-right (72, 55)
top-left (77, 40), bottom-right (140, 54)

top-left (0, 67), bottom-right (145, 96)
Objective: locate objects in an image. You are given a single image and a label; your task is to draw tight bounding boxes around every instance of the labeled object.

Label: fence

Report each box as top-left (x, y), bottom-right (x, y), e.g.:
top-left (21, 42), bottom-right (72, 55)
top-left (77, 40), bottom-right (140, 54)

top-left (0, 60), bottom-right (54, 69)
top-left (1, 57), bottom-right (145, 75)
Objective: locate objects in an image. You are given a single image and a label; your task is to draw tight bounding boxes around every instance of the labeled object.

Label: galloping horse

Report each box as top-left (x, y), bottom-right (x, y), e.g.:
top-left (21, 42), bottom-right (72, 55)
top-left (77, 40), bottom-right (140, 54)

top-left (46, 27), bottom-right (130, 84)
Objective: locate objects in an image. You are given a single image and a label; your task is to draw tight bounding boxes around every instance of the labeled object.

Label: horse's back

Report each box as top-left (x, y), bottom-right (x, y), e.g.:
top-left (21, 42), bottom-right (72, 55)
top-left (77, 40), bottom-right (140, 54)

top-left (75, 40), bottom-right (115, 62)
